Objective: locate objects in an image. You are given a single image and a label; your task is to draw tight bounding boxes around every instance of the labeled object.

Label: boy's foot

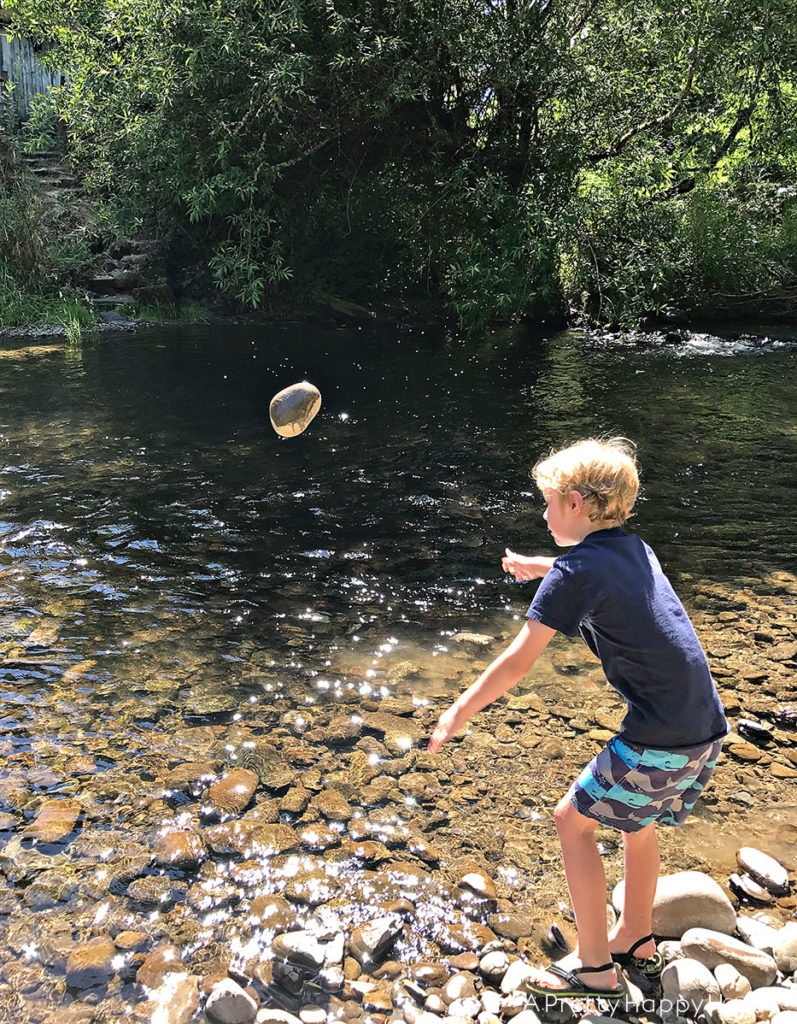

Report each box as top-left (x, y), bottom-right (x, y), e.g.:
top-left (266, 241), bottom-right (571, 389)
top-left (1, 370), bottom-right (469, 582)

top-left (528, 952), bottom-right (619, 993)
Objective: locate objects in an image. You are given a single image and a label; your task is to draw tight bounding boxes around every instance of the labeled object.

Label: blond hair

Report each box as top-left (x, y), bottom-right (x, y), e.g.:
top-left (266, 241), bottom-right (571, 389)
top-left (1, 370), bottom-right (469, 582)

top-left (532, 437), bottom-right (639, 525)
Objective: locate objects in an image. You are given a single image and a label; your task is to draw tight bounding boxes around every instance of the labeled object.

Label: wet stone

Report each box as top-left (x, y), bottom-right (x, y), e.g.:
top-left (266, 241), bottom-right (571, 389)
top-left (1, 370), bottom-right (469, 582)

top-left (326, 715), bottom-right (363, 745)
top-left (300, 823), bottom-right (342, 852)
top-left (141, 974), bottom-right (200, 1024)
top-left (23, 797), bottom-right (81, 843)
top-left (316, 789), bottom-right (353, 821)
top-left (164, 760), bottom-right (221, 794)
top-left (279, 786), bottom-right (312, 815)
top-left (459, 871), bottom-right (497, 901)
top-left (153, 828), bottom-right (206, 867)
top-left (136, 944), bottom-right (185, 989)
top-left (186, 878), bottom-right (239, 912)
top-left (65, 937), bottom-right (117, 989)
top-left (207, 768), bottom-right (259, 815)
top-left (127, 874), bottom-right (185, 907)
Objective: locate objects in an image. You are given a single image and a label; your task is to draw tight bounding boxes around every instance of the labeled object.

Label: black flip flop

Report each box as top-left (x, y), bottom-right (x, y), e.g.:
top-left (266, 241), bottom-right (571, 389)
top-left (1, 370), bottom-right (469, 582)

top-left (525, 961), bottom-right (624, 1002)
top-left (611, 934), bottom-right (664, 981)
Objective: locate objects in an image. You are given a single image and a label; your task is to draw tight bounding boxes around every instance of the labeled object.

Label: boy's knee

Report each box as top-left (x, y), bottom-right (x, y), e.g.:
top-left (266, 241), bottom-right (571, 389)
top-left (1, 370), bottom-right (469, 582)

top-left (554, 796), bottom-right (594, 836)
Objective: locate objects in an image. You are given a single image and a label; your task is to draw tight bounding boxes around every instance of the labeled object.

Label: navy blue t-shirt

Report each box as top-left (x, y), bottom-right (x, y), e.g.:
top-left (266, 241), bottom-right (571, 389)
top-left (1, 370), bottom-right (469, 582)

top-left (526, 527), bottom-right (728, 749)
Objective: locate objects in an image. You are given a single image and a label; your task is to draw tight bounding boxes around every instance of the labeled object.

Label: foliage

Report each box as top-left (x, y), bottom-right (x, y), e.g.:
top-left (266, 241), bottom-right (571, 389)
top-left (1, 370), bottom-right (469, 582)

top-left (0, 134), bottom-right (98, 327)
top-left (5, 0), bottom-right (797, 329)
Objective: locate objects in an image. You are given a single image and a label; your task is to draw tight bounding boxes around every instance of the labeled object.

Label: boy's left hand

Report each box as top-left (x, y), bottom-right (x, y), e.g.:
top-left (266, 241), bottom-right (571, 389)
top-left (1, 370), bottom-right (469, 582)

top-left (428, 703), bottom-right (468, 753)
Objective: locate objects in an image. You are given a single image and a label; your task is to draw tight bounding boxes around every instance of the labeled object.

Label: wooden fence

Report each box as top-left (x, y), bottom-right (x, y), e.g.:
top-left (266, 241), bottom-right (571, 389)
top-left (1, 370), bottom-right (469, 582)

top-left (0, 26), bottom-right (65, 121)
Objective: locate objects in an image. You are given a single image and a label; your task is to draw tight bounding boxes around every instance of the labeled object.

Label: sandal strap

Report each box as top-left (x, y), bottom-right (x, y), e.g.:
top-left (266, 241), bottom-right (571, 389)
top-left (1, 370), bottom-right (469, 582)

top-left (626, 934), bottom-right (655, 957)
top-left (573, 962), bottom-right (615, 975)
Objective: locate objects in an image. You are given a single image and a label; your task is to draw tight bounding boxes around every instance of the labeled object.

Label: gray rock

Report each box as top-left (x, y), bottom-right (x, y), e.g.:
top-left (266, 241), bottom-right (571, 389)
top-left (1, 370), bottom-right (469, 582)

top-left (206, 979), bottom-right (258, 1023)
top-left (681, 928), bottom-right (777, 988)
top-left (774, 923), bottom-right (797, 974)
top-left (613, 871), bottom-right (736, 938)
top-left (256, 1012), bottom-right (303, 1024)
top-left (661, 958), bottom-right (721, 1017)
top-left (269, 382), bottom-right (322, 438)
top-left (736, 848), bottom-right (790, 895)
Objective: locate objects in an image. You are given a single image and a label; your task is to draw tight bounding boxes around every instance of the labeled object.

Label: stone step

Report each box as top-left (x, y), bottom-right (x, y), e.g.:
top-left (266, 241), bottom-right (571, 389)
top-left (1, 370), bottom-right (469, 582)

top-left (92, 295), bottom-right (135, 307)
top-left (87, 276), bottom-right (120, 295)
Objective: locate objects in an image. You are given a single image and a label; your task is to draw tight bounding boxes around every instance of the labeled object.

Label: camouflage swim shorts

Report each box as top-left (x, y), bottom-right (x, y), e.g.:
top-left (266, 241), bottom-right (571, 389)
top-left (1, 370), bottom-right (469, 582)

top-left (568, 734), bottom-right (722, 833)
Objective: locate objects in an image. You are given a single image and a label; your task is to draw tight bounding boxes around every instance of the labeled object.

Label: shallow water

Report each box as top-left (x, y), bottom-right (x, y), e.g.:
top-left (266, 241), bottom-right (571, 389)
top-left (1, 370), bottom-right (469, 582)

top-left (0, 323), bottom-right (794, 1015)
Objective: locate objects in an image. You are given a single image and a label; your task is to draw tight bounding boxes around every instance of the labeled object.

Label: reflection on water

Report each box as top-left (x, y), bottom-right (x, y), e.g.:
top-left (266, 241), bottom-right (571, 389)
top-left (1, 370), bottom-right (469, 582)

top-left (0, 324), bottom-right (794, 1014)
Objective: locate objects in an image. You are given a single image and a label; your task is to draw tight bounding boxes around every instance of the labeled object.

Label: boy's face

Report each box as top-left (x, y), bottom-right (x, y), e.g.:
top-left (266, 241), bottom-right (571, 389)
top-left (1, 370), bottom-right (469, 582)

top-left (543, 488), bottom-right (588, 546)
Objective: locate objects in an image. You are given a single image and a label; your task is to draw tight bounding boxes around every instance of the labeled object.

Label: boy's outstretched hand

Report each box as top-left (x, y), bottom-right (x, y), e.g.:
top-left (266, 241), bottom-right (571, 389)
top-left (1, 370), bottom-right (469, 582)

top-left (502, 549), bottom-right (555, 580)
top-left (428, 702), bottom-right (468, 753)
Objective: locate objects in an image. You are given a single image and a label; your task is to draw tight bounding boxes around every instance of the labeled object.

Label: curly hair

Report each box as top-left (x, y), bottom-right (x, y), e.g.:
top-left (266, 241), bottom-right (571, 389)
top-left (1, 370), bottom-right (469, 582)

top-left (532, 437), bottom-right (639, 525)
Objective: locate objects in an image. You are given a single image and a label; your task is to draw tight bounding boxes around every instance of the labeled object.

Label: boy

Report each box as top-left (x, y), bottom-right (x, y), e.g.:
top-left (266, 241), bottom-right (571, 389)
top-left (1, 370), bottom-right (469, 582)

top-left (429, 437), bottom-right (728, 1002)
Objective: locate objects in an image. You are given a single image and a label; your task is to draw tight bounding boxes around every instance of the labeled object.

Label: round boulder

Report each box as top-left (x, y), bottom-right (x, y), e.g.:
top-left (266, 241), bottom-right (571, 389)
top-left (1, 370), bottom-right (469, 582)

top-left (613, 871), bottom-right (736, 938)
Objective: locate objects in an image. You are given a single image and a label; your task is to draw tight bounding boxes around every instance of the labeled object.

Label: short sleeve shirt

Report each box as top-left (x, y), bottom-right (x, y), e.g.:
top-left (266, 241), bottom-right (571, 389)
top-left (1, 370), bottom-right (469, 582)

top-left (526, 527), bottom-right (728, 749)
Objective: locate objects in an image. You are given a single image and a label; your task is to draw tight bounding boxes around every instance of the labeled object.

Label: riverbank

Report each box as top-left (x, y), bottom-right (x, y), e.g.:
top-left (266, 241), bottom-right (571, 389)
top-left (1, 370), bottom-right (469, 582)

top-left (0, 573), bottom-right (795, 1023)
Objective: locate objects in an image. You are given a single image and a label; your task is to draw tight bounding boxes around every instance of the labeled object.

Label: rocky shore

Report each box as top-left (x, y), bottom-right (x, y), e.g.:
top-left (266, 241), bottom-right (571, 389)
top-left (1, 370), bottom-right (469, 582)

top-left (0, 572), bottom-right (794, 1024)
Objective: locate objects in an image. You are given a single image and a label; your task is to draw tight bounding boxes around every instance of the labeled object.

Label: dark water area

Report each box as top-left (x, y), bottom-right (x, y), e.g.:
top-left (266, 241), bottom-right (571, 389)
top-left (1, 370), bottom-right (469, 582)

top-left (0, 325), bottom-right (794, 714)
top-left (0, 324), bottom-right (795, 1020)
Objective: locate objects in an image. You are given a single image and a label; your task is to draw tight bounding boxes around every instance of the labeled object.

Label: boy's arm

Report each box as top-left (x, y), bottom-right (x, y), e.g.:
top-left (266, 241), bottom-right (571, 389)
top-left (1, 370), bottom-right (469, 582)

top-left (428, 619), bottom-right (555, 752)
top-left (502, 548), bottom-right (556, 580)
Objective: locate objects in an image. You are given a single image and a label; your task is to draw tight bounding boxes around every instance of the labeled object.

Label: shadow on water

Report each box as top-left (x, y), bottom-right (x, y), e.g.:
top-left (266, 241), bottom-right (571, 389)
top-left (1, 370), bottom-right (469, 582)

top-left (0, 323), bottom-right (794, 1018)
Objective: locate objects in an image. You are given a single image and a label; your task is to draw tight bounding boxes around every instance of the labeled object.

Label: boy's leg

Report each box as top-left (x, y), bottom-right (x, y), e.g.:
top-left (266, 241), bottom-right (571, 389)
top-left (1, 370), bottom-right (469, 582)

top-left (531, 795), bottom-right (617, 990)
top-left (608, 822), bottom-right (659, 958)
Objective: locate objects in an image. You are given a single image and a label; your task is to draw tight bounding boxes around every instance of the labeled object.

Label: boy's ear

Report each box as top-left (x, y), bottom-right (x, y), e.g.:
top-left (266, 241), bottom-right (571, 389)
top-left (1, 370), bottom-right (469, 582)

top-left (569, 489), bottom-right (586, 514)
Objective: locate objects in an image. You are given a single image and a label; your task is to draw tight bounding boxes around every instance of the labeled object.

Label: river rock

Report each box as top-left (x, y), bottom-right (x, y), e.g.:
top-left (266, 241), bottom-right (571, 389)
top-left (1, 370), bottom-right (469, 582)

top-left (774, 922), bottom-right (797, 973)
top-left (136, 945), bottom-right (185, 989)
top-left (66, 938), bottom-right (117, 988)
top-left (744, 988), bottom-right (797, 1017)
top-left (164, 760), bottom-right (220, 793)
top-left (23, 798), bottom-right (81, 843)
top-left (206, 978), bottom-right (258, 1023)
top-left (350, 914), bottom-right (404, 965)
top-left (459, 871), bottom-right (497, 901)
top-left (718, 999), bottom-right (757, 1024)
top-left (443, 971), bottom-right (478, 1002)
top-left (500, 959), bottom-right (536, 994)
top-left (661, 958), bottom-right (720, 1016)
top-left (714, 963), bottom-right (752, 1000)
top-left (772, 1015), bottom-right (797, 1024)
top-left (680, 928), bottom-right (777, 988)
top-left (153, 828), bottom-right (206, 867)
top-left (409, 962), bottom-right (449, 988)
top-left (272, 932), bottom-right (326, 970)
top-left (737, 848), bottom-right (790, 895)
top-left (736, 915), bottom-right (781, 953)
top-left (479, 950), bottom-right (510, 983)
top-left (487, 911), bottom-right (535, 940)
top-left (143, 974), bottom-right (199, 1024)
top-left (449, 996), bottom-right (483, 1018)
top-left (316, 789), bottom-right (353, 821)
top-left (207, 769), bottom-right (259, 815)
top-left (269, 382), bottom-right (322, 437)
top-left (613, 871), bottom-right (736, 937)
